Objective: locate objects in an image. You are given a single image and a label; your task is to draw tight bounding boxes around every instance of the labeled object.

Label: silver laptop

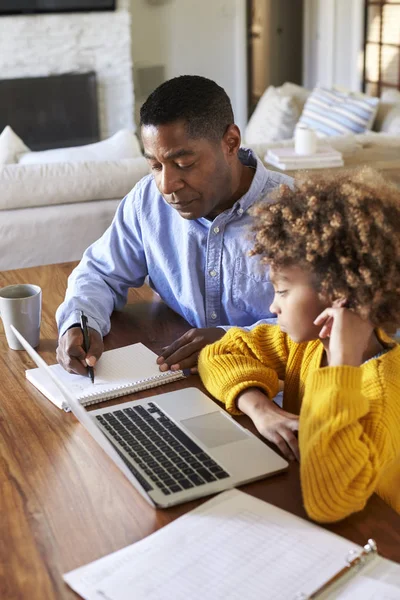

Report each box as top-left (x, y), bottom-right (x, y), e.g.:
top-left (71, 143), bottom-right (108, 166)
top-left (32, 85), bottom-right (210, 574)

top-left (12, 325), bottom-right (288, 508)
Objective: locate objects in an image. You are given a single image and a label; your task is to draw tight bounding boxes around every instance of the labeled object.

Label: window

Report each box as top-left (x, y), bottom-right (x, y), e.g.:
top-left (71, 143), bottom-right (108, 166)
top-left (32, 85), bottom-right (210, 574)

top-left (363, 0), bottom-right (400, 95)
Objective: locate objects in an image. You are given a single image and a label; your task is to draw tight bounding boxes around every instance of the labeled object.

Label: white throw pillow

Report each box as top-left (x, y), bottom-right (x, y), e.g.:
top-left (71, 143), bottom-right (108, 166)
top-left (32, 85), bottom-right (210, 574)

top-left (387, 115), bottom-right (400, 136)
top-left (18, 129), bottom-right (142, 165)
top-left (0, 126), bottom-right (30, 164)
top-left (374, 90), bottom-right (400, 133)
top-left (279, 82), bottom-right (311, 113)
top-left (244, 86), bottom-right (300, 145)
top-left (0, 157), bottom-right (150, 211)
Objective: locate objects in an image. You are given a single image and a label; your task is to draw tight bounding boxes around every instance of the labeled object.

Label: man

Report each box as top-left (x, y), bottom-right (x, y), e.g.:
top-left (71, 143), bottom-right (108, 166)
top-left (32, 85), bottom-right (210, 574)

top-left (56, 75), bottom-right (292, 376)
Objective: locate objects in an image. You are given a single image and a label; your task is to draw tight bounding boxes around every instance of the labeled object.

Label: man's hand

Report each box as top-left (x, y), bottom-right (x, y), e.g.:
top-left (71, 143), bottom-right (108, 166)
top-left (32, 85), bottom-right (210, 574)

top-left (237, 388), bottom-right (300, 462)
top-left (314, 306), bottom-right (374, 367)
top-left (157, 327), bottom-right (226, 373)
top-left (56, 326), bottom-right (103, 376)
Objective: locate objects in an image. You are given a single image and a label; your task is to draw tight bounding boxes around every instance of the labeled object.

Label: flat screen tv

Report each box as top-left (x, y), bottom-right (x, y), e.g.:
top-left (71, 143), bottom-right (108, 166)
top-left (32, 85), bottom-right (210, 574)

top-left (0, 1), bottom-right (116, 15)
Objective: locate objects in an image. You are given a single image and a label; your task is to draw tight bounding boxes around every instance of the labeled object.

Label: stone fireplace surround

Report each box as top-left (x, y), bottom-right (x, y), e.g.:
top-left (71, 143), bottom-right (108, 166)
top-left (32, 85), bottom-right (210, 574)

top-left (0, 0), bottom-right (134, 143)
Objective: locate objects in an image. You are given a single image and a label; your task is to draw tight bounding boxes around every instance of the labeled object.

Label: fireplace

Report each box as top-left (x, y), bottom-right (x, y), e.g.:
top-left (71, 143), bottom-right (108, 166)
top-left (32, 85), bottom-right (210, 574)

top-left (0, 0), bottom-right (116, 16)
top-left (0, 72), bottom-right (99, 150)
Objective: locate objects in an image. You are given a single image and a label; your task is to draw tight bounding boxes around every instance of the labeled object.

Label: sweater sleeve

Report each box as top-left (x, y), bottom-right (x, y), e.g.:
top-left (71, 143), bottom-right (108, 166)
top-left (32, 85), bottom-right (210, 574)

top-left (299, 366), bottom-right (395, 523)
top-left (198, 324), bottom-right (290, 414)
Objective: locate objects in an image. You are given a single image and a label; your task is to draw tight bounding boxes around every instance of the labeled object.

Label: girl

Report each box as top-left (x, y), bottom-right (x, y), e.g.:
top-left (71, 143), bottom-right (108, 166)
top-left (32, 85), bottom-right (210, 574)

top-left (198, 168), bottom-right (400, 523)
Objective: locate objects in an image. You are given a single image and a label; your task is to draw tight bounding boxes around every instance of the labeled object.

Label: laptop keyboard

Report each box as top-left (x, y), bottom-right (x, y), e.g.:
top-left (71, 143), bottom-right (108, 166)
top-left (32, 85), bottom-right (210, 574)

top-left (95, 402), bottom-right (229, 496)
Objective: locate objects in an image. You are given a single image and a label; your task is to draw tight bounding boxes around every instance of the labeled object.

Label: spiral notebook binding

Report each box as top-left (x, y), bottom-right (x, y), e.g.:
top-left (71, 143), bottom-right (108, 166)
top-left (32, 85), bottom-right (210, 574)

top-left (78, 370), bottom-right (185, 407)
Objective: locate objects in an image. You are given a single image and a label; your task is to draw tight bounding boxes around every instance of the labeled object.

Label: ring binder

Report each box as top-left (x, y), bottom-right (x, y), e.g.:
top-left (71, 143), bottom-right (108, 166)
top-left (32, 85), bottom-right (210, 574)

top-left (295, 539), bottom-right (378, 599)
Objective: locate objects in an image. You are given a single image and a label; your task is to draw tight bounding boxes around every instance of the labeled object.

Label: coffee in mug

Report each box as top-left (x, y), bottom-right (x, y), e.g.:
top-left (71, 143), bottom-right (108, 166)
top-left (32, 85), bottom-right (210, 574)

top-left (0, 284), bottom-right (42, 350)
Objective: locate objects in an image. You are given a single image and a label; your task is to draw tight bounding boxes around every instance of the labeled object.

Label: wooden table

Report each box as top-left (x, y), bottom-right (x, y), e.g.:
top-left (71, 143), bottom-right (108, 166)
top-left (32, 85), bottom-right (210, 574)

top-left (1, 263), bottom-right (400, 600)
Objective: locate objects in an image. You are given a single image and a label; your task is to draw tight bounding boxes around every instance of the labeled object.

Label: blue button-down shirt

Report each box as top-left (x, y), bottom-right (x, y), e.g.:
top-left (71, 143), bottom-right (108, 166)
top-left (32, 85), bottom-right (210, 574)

top-left (56, 149), bottom-right (292, 337)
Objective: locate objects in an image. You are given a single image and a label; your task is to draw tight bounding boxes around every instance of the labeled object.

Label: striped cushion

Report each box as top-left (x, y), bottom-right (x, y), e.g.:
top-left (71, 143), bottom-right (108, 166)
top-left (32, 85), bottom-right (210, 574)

top-left (299, 87), bottom-right (379, 137)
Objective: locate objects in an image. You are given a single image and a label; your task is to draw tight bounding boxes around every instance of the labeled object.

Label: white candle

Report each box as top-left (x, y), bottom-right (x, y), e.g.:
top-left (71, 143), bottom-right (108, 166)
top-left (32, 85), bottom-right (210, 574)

top-left (295, 125), bottom-right (317, 155)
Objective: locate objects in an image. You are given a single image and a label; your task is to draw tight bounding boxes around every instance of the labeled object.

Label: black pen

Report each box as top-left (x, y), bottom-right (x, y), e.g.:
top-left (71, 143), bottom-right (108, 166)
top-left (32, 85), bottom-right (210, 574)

top-left (80, 310), bottom-right (95, 384)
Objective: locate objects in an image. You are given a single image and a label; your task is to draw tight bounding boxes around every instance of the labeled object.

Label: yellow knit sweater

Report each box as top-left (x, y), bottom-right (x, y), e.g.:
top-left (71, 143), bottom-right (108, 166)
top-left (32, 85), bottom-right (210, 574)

top-left (198, 324), bottom-right (400, 523)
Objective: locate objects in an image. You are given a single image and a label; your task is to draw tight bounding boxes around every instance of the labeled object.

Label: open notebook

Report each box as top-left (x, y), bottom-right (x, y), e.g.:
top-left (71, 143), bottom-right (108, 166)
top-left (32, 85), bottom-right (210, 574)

top-left (26, 343), bottom-right (185, 411)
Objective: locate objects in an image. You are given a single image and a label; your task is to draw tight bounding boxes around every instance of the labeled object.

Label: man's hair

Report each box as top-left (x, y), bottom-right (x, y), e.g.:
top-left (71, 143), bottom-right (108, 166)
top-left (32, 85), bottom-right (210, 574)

top-left (140, 75), bottom-right (234, 141)
top-left (250, 168), bottom-right (400, 327)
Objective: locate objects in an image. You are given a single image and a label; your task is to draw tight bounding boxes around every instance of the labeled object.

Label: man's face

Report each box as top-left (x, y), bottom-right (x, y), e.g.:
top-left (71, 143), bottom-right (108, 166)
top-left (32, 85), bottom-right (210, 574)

top-left (141, 120), bottom-right (236, 220)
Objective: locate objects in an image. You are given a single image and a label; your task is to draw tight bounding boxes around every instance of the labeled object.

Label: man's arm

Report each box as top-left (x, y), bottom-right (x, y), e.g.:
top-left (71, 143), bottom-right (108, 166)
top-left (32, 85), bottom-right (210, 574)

top-left (56, 187), bottom-right (148, 338)
top-left (56, 185), bottom-right (149, 374)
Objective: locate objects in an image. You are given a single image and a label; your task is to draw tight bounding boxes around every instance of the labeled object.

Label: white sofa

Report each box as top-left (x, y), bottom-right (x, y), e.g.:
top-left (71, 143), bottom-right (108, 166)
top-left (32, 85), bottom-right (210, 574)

top-left (0, 129), bottom-right (150, 271)
top-left (245, 82), bottom-right (400, 162)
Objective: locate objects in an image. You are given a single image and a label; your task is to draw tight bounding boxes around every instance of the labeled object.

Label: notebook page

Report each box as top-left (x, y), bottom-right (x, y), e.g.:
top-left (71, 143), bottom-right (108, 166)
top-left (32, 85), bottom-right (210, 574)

top-left (26, 343), bottom-right (177, 408)
top-left (365, 558), bottom-right (400, 589)
top-left (336, 576), bottom-right (400, 599)
top-left (66, 489), bottom-right (361, 600)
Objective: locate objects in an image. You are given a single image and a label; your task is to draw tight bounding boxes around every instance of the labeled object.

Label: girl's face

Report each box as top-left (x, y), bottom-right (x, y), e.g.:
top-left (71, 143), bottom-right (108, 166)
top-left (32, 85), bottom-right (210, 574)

top-left (269, 265), bottom-right (329, 343)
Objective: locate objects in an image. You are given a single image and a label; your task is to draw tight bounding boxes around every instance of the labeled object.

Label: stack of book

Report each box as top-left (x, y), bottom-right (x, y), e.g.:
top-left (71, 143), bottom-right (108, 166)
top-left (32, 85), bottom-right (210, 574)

top-left (265, 144), bottom-right (344, 171)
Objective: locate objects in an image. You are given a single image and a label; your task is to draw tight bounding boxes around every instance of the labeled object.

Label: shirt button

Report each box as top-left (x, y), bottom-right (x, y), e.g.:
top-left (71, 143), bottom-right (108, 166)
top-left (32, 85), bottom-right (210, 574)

top-left (209, 269), bottom-right (217, 277)
top-left (213, 226), bottom-right (220, 234)
top-left (237, 207), bottom-right (244, 216)
top-left (210, 312), bottom-right (217, 320)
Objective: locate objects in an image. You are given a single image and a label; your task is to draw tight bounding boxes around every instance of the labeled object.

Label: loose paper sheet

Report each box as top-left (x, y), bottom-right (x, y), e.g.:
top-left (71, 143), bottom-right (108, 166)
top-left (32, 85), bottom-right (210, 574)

top-left (64, 489), bottom-right (365, 600)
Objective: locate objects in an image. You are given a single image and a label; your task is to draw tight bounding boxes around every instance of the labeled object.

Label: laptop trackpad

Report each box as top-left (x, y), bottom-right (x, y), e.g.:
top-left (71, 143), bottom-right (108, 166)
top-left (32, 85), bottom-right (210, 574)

top-left (180, 412), bottom-right (248, 448)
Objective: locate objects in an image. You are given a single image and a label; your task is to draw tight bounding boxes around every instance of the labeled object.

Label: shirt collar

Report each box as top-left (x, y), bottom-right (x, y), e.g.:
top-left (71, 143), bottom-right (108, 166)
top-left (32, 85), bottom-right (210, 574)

top-left (230, 147), bottom-right (271, 215)
top-left (197, 147), bottom-right (272, 225)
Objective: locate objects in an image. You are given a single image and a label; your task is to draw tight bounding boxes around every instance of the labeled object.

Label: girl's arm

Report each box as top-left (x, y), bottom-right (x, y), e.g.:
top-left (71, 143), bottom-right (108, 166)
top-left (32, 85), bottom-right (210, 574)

top-left (299, 367), bottom-right (396, 522)
top-left (198, 324), bottom-right (290, 414)
top-left (300, 307), bottom-right (397, 522)
top-left (198, 324), bottom-right (302, 461)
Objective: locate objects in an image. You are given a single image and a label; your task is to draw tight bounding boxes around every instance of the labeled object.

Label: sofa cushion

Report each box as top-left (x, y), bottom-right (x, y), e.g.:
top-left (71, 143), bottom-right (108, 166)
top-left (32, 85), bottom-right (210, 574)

top-left (244, 86), bottom-right (300, 145)
top-left (332, 87), bottom-right (379, 130)
top-left (0, 157), bottom-right (150, 211)
top-left (374, 89), bottom-right (400, 134)
top-left (279, 82), bottom-right (311, 113)
top-left (299, 87), bottom-right (379, 136)
top-left (0, 126), bottom-right (30, 165)
top-left (0, 199), bottom-right (121, 271)
top-left (387, 115), bottom-right (400, 136)
top-left (18, 129), bottom-right (142, 165)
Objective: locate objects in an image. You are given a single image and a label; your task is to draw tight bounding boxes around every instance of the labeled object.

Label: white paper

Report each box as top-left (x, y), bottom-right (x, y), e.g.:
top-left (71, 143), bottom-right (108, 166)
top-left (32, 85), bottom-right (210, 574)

top-left (64, 489), bottom-right (365, 600)
top-left (337, 575), bottom-right (400, 599)
top-left (63, 491), bottom-right (232, 599)
top-left (63, 544), bottom-right (147, 600)
top-left (365, 558), bottom-right (400, 590)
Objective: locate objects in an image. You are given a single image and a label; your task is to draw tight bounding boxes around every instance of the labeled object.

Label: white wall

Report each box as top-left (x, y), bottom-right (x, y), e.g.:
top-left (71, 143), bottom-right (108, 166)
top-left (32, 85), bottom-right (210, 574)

top-left (130, 0), bottom-right (247, 133)
top-left (0, 0), bottom-right (134, 138)
top-left (303, 0), bottom-right (364, 91)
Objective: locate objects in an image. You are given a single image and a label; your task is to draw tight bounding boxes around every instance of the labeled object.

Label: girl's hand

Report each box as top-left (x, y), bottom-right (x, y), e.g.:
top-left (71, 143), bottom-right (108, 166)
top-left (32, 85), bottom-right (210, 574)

top-left (314, 306), bottom-right (374, 367)
top-left (237, 389), bottom-right (299, 462)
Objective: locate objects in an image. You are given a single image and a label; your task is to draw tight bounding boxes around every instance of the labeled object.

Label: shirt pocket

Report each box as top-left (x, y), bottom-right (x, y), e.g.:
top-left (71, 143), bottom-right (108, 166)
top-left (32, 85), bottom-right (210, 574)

top-left (231, 257), bottom-right (275, 319)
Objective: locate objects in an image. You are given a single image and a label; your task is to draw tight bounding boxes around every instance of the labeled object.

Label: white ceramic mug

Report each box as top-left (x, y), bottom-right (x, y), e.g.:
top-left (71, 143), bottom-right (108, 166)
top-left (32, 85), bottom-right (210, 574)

top-left (295, 124), bottom-right (317, 155)
top-left (0, 284), bottom-right (42, 350)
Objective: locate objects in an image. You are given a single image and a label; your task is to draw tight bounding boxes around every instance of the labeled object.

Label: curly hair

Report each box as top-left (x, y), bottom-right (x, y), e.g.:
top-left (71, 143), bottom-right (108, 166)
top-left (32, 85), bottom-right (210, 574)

top-left (251, 167), bottom-right (400, 326)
